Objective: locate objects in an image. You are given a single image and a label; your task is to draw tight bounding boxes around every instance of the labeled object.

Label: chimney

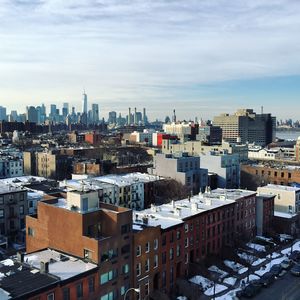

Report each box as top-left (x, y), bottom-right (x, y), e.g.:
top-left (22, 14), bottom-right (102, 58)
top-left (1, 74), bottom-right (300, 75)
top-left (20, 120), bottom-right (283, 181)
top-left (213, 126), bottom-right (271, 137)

top-left (40, 261), bottom-right (49, 274)
top-left (17, 252), bottom-right (24, 263)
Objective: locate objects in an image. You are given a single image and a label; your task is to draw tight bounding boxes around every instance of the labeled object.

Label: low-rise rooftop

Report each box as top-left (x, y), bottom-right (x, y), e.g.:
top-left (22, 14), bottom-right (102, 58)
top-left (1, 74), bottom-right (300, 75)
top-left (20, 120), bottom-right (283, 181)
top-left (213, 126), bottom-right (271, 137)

top-left (133, 192), bottom-right (236, 230)
top-left (258, 184), bottom-right (300, 192)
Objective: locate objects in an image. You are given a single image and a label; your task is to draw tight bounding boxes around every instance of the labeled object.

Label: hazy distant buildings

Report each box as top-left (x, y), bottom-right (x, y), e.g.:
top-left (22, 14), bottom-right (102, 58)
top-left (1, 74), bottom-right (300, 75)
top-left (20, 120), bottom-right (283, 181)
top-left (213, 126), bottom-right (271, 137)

top-left (213, 108), bottom-right (276, 146)
top-left (91, 103), bottom-right (99, 123)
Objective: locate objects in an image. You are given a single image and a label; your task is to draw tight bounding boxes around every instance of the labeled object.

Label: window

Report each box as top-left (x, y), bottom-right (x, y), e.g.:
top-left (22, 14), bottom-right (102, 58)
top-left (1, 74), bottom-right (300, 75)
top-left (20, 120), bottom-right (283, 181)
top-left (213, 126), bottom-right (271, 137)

top-left (176, 245), bottom-right (181, 257)
top-left (169, 248), bottom-right (174, 260)
top-left (76, 282), bottom-right (83, 299)
top-left (154, 239), bottom-right (158, 250)
top-left (47, 293), bottom-right (54, 300)
top-left (145, 242), bottom-right (150, 253)
top-left (121, 224), bottom-right (130, 234)
top-left (0, 209), bottom-right (4, 219)
top-left (184, 223), bottom-right (189, 233)
top-left (122, 264), bottom-right (129, 274)
top-left (136, 263), bottom-right (141, 276)
top-left (28, 227), bottom-right (34, 236)
top-left (121, 244), bottom-right (130, 255)
top-left (101, 270), bottom-right (117, 284)
top-left (145, 281), bottom-right (149, 296)
top-left (185, 253), bottom-right (189, 264)
top-left (136, 245), bottom-right (141, 256)
top-left (0, 196), bottom-right (3, 204)
top-left (154, 255), bottom-right (158, 268)
top-left (145, 258), bottom-right (149, 272)
top-left (19, 205), bottom-right (24, 215)
top-left (185, 238), bottom-right (189, 248)
top-left (162, 235), bottom-right (166, 246)
top-left (84, 249), bottom-right (92, 260)
top-left (63, 288), bottom-right (70, 300)
top-left (101, 291), bottom-right (115, 300)
top-left (162, 252), bottom-right (166, 264)
top-left (88, 277), bottom-right (95, 293)
top-left (176, 230), bottom-right (181, 240)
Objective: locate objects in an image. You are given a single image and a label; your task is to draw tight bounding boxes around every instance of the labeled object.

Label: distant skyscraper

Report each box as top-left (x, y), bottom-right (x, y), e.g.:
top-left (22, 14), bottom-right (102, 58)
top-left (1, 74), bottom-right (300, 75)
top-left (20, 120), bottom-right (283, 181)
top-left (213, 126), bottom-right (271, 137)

top-left (108, 111), bottom-right (117, 124)
top-left (82, 91), bottom-right (88, 114)
top-left (26, 106), bottom-right (38, 123)
top-left (0, 106), bottom-right (7, 121)
top-left (63, 103), bottom-right (69, 117)
top-left (91, 103), bottom-right (99, 123)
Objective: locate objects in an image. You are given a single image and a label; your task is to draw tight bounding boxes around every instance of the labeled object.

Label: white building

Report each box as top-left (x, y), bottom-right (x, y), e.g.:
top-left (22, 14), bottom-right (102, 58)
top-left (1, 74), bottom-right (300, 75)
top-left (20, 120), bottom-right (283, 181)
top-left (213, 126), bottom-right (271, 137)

top-left (200, 152), bottom-right (240, 189)
top-left (257, 184), bottom-right (300, 214)
top-left (0, 157), bottom-right (23, 178)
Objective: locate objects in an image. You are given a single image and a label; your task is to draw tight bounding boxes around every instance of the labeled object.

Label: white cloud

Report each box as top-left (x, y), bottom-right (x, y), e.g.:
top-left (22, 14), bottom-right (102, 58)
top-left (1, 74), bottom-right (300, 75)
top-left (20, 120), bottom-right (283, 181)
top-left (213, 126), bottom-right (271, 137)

top-left (0, 0), bottom-right (300, 118)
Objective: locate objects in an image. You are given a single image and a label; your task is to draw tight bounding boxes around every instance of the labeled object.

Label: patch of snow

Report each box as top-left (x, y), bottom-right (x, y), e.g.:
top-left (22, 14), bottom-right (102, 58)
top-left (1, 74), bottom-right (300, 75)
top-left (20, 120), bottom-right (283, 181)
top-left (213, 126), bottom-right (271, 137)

top-left (208, 265), bottom-right (228, 279)
top-left (238, 267), bottom-right (248, 274)
top-left (189, 275), bottom-right (213, 290)
top-left (247, 242), bottom-right (266, 252)
top-left (223, 277), bottom-right (237, 286)
top-left (238, 252), bottom-right (258, 263)
top-left (249, 274), bottom-right (260, 281)
top-left (271, 252), bottom-right (280, 259)
top-left (252, 258), bottom-right (266, 266)
top-left (177, 297), bottom-right (187, 300)
top-left (224, 260), bottom-right (246, 273)
top-left (1, 259), bottom-right (14, 267)
top-left (204, 284), bottom-right (228, 296)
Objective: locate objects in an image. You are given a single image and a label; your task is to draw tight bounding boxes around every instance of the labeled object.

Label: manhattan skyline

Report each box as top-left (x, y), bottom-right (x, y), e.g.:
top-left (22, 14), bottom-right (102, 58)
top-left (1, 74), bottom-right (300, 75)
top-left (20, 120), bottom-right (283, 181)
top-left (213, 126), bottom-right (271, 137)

top-left (1, 0), bottom-right (300, 119)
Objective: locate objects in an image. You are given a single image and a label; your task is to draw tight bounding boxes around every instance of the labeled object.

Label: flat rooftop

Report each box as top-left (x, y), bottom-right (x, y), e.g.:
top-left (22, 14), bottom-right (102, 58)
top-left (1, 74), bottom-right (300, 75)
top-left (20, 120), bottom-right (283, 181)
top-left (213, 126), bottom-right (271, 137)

top-left (258, 184), bottom-right (300, 192)
top-left (133, 192), bottom-right (236, 230)
top-left (210, 188), bottom-right (257, 200)
top-left (0, 183), bottom-right (24, 195)
top-left (25, 249), bottom-right (97, 280)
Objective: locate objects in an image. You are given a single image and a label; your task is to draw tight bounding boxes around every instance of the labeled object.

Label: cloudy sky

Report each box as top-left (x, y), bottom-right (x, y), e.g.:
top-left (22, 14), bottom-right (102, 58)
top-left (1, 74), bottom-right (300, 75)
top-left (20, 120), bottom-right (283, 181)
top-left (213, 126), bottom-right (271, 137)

top-left (1, 0), bottom-right (300, 120)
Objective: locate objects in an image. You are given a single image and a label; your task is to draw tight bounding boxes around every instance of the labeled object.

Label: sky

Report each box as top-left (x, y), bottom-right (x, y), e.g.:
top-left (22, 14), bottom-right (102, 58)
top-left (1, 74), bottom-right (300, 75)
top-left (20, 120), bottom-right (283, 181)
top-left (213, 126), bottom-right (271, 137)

top-left (1, 0), bottom-right (300, 121)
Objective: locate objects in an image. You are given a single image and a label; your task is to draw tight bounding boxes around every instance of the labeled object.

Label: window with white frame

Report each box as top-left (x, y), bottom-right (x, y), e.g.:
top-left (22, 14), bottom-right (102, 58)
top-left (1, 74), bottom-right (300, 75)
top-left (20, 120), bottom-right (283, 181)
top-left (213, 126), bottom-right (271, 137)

top-left (154, 238), bottom-right (158, 250)
top-left (136, 245), bottom-right (141, 256)
top-left (154, 255), bottom-right (158, 268)
top-left (136, 263), bottom-right (141, 276)
top-left (145, 242), bottom-right (150, 253)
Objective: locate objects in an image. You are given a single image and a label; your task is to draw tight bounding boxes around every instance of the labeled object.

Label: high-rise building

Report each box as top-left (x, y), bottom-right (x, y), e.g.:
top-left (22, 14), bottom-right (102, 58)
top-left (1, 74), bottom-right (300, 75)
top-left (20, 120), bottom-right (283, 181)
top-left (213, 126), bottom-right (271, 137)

top-left (0, 106), bottom-right (7, 121)
top-left (213, 108), bottom-right (276, 146)
top-left (62, 102), bottom-right (69, 117)
top-left (108, 111), bottom-right (117, 124)
top-left (82, 91), bottom-right (88, 114)
top-left (26, 106), bottom-right (38, 123)
top-left (91, 103), bottom-right (99, 123)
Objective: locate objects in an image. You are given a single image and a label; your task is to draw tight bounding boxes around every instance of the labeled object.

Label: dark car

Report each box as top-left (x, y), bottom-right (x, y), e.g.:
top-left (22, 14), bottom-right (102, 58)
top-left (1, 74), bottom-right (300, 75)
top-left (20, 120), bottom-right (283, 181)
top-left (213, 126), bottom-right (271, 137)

top-left (289, 250), bottom-right (300, 262)
top-left (290, 264), bottom-right (300, 276)
top-left (259, 272), bottom-right (275, 286)
top-left (236, 283), bottom-right (261, 298)
top-left (270, 264), bottom-right (282, 277)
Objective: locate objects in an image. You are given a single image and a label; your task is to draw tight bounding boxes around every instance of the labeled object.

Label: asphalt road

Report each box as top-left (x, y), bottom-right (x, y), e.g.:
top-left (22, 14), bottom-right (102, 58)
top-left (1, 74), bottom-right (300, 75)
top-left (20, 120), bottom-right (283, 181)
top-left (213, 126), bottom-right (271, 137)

top-left (252, 272), bottom-right (300, 300)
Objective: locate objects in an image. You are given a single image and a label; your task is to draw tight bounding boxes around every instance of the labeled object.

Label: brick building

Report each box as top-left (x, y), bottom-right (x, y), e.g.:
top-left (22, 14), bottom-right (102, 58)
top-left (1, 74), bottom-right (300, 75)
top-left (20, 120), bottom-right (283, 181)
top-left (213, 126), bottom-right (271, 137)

top-left (241, 163), bottom-right (300, 190)
top-left (132, 191), bottom-right (247, 297)
top-left (26, 190), bottom-right (133, 300)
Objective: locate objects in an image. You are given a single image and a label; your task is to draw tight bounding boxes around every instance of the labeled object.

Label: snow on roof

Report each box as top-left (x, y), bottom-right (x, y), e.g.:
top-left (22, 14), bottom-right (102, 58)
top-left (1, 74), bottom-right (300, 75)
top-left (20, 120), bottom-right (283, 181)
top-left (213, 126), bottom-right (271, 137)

top-left (274, 211), bottom-right (298, 218)
top-left (0, 288), bottom-right (11, 300)
top-left (210, 188), bottom-right (256, 200)
top-left (259, 184), bottom-right (300, 192)
top-left (133, 192), bottom-right (235, 229)
top-left (25, 249), bottom-right (97, 280)
top-left (0, 176), bottom-right (47, 186)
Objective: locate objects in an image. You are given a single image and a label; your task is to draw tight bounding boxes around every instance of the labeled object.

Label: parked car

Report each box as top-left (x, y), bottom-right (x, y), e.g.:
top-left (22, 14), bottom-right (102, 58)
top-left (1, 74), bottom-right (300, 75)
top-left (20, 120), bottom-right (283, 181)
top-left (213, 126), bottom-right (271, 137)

top-left (290, 264), bottom-right (300, 276)
top-left (236, 283), bottom-right (261, 298)
top-left (270, 264), bottom-right (282, 277)
top-left (259, 272), bottom-right (275, 286)
top-left (289, 250), bottom-right (300, 262)
top-left (281, 259), bottom-right (293, 270)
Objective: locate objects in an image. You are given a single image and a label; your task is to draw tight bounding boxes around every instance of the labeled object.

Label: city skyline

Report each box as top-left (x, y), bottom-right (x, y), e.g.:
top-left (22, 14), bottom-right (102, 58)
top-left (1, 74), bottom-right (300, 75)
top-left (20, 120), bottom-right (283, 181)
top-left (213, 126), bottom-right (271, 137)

top-left (1, 1), bottom-right (300, 119)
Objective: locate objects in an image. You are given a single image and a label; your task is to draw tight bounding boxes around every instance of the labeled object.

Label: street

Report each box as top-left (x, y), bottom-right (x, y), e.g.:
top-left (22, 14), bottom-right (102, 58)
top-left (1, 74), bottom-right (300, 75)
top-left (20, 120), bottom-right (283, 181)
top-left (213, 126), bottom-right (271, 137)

top-left (252, 272), bottom-right (300, 300)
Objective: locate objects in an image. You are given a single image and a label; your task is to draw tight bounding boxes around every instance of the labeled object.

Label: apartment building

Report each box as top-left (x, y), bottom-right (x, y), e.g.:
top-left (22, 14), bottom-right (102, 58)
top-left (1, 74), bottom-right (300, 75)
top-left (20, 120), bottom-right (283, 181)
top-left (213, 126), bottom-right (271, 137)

top-left (0, 249), bottom-right (99, 300)
top-left (213, 109), bottom-right (276, 146)
top-left (240, 163), bottom-right (300, 190)
top-left (148, 152), bottom-right (208, 194)
top-left (200, 152), bottom-right (240, 189)
top-left (132, 191), bottom-right (244, 297)
top-left (0, 184), bottom-right (28, 242)
top-left (256, 194), bottom-right (275, 236)
top-left (162, 140), bottom-right (248, 162)
top-left (257, 184), bottom-right (300, 214)
top-left (26, 190), bottom-right (133, 300)
top-left (0, 156), bottom-right (23, 178)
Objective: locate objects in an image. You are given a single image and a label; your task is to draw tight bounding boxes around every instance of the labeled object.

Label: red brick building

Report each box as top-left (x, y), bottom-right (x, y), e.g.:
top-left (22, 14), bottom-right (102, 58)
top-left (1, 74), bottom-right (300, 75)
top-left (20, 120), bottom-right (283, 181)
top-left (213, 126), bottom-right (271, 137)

top-left (26, 190), bottom-right (133, 300)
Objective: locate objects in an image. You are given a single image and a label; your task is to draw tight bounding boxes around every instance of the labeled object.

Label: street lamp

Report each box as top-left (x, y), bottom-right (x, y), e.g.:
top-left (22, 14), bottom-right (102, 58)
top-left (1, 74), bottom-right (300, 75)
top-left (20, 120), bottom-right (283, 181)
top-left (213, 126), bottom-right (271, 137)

top-left (124, 288), bottom-right (140, 300)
